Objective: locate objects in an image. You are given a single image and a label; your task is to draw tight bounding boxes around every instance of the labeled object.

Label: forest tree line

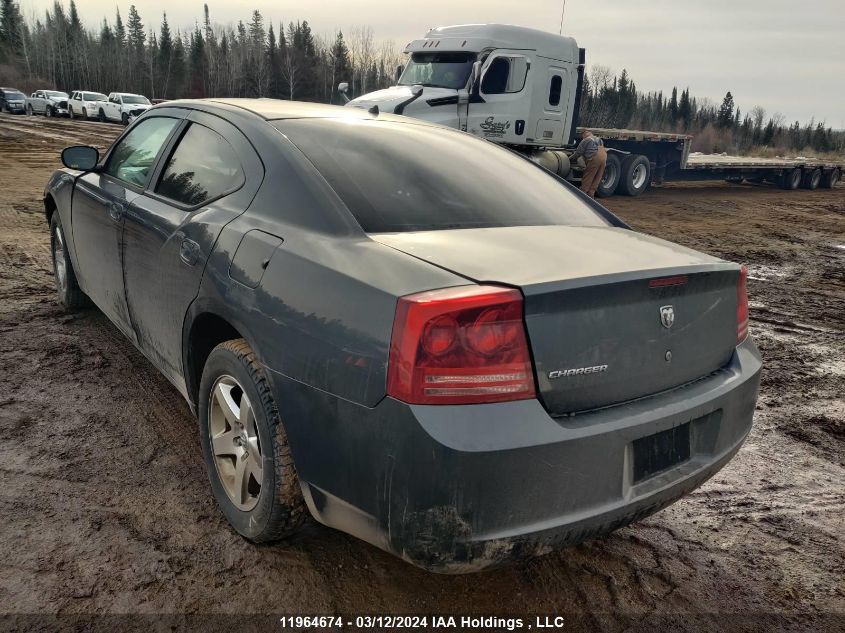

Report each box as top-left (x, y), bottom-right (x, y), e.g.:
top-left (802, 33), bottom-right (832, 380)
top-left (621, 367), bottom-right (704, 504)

top-left (1, 0), bottom-right (842, 156)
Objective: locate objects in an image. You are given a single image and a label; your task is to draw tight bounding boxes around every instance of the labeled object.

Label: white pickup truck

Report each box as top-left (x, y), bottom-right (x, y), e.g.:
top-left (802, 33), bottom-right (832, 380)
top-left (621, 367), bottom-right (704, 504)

top-left (95, 92), bottom-right (152, 125)
top-left (25, 90), bottom-right (69, 117)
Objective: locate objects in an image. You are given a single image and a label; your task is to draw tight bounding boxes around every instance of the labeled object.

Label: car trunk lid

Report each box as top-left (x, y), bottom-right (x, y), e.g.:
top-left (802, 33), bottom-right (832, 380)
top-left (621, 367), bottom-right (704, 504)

top-left (372, 225), bottom-right (740, 415)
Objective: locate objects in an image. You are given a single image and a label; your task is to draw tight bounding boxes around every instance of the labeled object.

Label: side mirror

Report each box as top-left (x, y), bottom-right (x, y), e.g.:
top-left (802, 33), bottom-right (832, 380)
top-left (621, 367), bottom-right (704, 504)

top-left (61, 145), bottom-right (99, 171)
top-left (395, 64), bottom-right (404, 82)
top-left (470, 60), bottom-right (482, 93)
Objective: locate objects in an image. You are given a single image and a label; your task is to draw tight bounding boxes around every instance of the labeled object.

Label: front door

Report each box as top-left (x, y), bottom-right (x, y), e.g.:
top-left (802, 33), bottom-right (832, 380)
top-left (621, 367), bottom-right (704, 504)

top-left (466, 52), bottom-right (532, 145)
top-left (70, 115), bottom-right (181, 338)
top-left (121, 110), bottom-right (263, 394)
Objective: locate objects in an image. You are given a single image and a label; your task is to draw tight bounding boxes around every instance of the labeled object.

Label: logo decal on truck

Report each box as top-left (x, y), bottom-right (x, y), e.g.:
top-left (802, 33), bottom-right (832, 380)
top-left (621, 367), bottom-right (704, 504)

top-left (479, 116), bottom-right (511, 138)
top-left (660, 305), bottom-right (675, 329)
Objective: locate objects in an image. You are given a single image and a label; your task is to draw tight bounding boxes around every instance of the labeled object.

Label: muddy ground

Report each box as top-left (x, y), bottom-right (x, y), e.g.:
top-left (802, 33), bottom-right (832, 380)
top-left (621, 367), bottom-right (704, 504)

top-left (0, 113), bottom-right (842, 631)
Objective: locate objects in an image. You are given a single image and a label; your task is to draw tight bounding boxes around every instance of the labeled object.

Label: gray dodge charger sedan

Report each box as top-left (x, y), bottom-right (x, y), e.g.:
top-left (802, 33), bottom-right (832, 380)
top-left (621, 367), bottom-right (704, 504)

top-left (44, 99), bottom-right (762, 572)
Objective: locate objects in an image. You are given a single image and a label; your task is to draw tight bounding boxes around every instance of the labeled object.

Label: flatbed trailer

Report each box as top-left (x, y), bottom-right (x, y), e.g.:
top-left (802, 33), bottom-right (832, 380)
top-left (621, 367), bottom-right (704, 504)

top-left (577, 126), bottom-right (843, 197)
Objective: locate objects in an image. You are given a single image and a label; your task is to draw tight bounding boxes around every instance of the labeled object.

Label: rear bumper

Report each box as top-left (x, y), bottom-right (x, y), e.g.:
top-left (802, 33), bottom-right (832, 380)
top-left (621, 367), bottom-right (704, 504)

top-left (268, 338), bottom-right (762, 573)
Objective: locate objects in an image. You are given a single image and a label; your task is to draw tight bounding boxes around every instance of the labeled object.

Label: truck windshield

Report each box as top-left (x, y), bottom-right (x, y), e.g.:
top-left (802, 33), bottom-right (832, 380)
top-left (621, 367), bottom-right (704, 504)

top-left (121, 95), bottom-right (150, 105)
top-left (276, 118), bottom-right (608, 233)
top-left (398, 52), bottom-right (475, 90)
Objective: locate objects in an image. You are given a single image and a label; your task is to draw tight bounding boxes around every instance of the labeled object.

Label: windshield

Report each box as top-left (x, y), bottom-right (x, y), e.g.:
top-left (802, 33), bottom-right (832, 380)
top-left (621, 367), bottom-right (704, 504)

top-left (277, 119), bottom-right (608, 233)
top-left (121, 95), bottom-right (150, 105)
top-left (398, 52), bottom-right (475, 90)
top-left (4, 91), bottom-right (25, 100)
top-left (84, 92), bottom-right (107, 101)
top-left (46, 91), bottom-right (68, 98)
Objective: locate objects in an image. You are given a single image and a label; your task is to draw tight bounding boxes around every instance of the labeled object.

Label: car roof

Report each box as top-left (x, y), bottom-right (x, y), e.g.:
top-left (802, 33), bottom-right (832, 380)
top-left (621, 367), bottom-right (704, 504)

top-left (164, 98), bottom-right (428, 125)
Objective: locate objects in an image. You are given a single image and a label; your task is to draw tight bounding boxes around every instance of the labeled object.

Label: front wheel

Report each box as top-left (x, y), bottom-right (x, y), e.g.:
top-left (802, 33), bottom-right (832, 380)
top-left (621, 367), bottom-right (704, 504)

top-left (121, 112), bottom-right (129, 126)
top-left (82, 107), bottom-right (88, 119)
top-left (50, 213), bottom-right (90, 309)
top-left (45, 105), bottom-right (53, 117)
top-left (198, 339), bottom-right (307, 542)
top-left (68, 106), bottom-right (74, 119)
top-left (98, 108), bottom-right (106, 123)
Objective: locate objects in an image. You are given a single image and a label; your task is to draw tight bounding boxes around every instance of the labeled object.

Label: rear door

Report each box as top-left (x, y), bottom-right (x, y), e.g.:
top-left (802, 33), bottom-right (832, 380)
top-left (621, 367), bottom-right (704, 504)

top-left (71, 115), bottom-right (182, 338)
top-left (121, 109), bottom-right (264, 392)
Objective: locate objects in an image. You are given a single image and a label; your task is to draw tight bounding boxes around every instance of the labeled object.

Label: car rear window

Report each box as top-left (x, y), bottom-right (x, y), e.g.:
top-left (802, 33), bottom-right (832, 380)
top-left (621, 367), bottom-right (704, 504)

top-left (275, 118), bottom-right (608, 233)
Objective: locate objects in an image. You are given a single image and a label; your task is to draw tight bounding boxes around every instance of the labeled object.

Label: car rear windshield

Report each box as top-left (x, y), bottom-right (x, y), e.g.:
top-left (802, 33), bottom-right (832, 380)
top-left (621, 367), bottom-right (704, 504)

top-left (275, 118), bottom-right (608, 233)
top-left (122, 95), bottom-right (150, 104)
top-left (84, 92), bottom-right (107, 101)
top-left (4, 91), bottom-right (24, 99)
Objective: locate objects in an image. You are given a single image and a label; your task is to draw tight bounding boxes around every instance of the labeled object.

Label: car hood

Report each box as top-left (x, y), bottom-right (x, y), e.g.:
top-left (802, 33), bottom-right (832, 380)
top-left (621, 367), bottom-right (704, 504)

top-left (370, 225), bottom-right (731, 293)
top-left (347, 85), bottom-right (457, 113)
top-left (47, 96), bottom-right (68, 103)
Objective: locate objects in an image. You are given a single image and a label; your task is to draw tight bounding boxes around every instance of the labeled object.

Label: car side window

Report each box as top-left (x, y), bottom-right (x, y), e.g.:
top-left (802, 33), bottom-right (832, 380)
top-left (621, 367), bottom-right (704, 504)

top-left (154, 123), bottom-right (244, 207)
top-left (104, 117), bottom-right (179, 188)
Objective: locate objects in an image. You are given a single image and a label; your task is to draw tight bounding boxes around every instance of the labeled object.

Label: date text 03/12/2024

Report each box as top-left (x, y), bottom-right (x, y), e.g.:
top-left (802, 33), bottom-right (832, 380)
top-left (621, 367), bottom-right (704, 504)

top-left (278, 616), bottom-right (568, 629)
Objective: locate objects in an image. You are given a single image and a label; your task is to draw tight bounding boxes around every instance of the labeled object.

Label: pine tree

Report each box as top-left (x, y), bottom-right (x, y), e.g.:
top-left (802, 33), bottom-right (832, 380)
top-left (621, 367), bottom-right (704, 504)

top-left (678, 88), bottom-right (691, 126)
top-left (668, 86), bottom-right (678, 124)
top-left (158, 12), bottom-right (172, 97)
top-left (717, 91), bottom-right (735, 128)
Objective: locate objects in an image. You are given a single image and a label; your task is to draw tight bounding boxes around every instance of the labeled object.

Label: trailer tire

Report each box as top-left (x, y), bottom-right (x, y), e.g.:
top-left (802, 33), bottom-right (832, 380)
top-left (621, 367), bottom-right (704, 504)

top-left (802, 168), bottom-right (822, 190)
top-left (596, 154), bottom-right (621, 198)
top-left (780, 168), bottom-right (801, 190)
top-left (820, 168), bottom-right (840, 189)
top-left (619, 154), bottom-right (651, 197)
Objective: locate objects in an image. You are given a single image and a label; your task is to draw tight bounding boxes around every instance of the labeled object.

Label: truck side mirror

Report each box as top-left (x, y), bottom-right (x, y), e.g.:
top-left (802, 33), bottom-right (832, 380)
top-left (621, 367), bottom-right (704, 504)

top-left (470, 61), bottom-right (482, 95)
top-left (395, 64), bottom-right (404, 82)
top-left (337, 82), bottom-right (350, 103)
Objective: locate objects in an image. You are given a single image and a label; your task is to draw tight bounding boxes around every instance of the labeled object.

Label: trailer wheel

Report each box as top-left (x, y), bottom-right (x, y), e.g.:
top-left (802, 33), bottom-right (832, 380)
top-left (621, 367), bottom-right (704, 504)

top-left (802, 168), bottom-right (822, 190)
top-left (596, 154), bottom-right (621, 198)
top-left (779, 168), bottom-right (801, 190)
top-left (619, 154), bottom-right (651, 196)
top-left (820, 168), bottom-right (840, 189)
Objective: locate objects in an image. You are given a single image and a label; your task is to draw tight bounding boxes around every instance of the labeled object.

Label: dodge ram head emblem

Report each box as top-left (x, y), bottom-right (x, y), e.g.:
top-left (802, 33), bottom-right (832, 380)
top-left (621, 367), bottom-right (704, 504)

top-left (660, 305), bottom-right (675, 329)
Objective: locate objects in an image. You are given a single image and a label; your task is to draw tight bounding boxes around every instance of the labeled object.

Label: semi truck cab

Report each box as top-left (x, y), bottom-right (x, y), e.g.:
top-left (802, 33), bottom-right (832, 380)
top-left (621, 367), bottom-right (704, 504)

top-left (344, 24), bottom-right (584, 149)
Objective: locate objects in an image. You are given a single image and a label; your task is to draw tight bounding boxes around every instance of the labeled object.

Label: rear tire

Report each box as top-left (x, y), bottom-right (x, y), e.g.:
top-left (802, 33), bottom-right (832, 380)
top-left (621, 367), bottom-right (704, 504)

top-left (26, 104), bottom-right (33, 116)
top-left (619, 154), bottom-right (651, 197)
top-left (802, 168), bottom-right (822, 190)
top-left (820, 168), bottom-right (840, 189)
top-left (50, 213), bottom-right (90, 310)
top-left (198, 339), bottom-right (307, 543)
top-left (98, 108), bottom-right (106, 123)
top-left (780, 168), bottom-right (801, 190)
top-left (596, 153), bottom-right (621, 198)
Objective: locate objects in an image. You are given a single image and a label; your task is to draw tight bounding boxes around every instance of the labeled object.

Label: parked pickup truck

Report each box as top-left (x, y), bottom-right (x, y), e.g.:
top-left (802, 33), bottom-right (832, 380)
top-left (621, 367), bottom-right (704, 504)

top-left (68, 91), bottom-right (108, 120)
top-left (26, 90), bottom-right (69, 117)
top-left (96, 92), bottom-right (152, 125)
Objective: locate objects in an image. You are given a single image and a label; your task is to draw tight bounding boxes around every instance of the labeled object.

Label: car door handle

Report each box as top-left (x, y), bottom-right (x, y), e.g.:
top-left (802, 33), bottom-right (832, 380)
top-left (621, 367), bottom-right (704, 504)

top-left (180, 239), bottom-right (201, 266)
top-left (108, 202), bottom-right (124, 221)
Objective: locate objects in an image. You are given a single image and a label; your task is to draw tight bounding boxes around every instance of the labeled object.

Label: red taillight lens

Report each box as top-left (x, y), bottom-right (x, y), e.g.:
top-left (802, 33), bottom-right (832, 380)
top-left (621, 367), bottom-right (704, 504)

top-left (387, 285), bottom-right (537, 405)
top-left (736, 265), bottom-right (749, 345)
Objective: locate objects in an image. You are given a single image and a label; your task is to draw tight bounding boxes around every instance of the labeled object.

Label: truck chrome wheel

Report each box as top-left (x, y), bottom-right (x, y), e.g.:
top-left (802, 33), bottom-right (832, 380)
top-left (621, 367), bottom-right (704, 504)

top-left (52, 225), bottom-right (67, 295)
top-left (631, 163), bottom-right (648, 190)
top-left (208, 375), bottom-right (263, 511)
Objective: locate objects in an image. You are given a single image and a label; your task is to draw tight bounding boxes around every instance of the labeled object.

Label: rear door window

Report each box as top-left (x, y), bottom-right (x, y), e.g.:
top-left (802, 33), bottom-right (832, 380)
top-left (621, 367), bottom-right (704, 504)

top-left (276, 118), bottom-right (608, 233)
top-left (154, 123), bottom-right (244, 207)
top-left (104, 117), bottom-right (179, 188)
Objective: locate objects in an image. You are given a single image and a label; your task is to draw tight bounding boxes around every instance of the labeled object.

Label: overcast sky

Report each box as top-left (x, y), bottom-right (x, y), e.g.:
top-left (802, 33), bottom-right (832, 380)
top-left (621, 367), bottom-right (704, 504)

top-left (22, 0), bottom-right (845, 126)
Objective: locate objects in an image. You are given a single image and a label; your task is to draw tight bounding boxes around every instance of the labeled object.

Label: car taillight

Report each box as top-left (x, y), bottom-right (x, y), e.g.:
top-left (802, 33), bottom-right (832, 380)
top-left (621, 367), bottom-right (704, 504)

top-left (736, 265), bottom-right (749, 345)
top-left (387, 285), bottom-right (537, 405)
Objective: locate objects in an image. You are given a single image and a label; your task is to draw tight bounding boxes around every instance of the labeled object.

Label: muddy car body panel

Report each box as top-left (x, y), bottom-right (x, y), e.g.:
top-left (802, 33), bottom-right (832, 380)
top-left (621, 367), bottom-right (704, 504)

top-left (44, 99), bottom-right (762, 572)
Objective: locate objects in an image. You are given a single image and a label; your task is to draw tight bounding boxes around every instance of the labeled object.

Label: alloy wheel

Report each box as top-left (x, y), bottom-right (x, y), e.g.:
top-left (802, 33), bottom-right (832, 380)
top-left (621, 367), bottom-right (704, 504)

top-left (208, 375), bottom-right (263, 511)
